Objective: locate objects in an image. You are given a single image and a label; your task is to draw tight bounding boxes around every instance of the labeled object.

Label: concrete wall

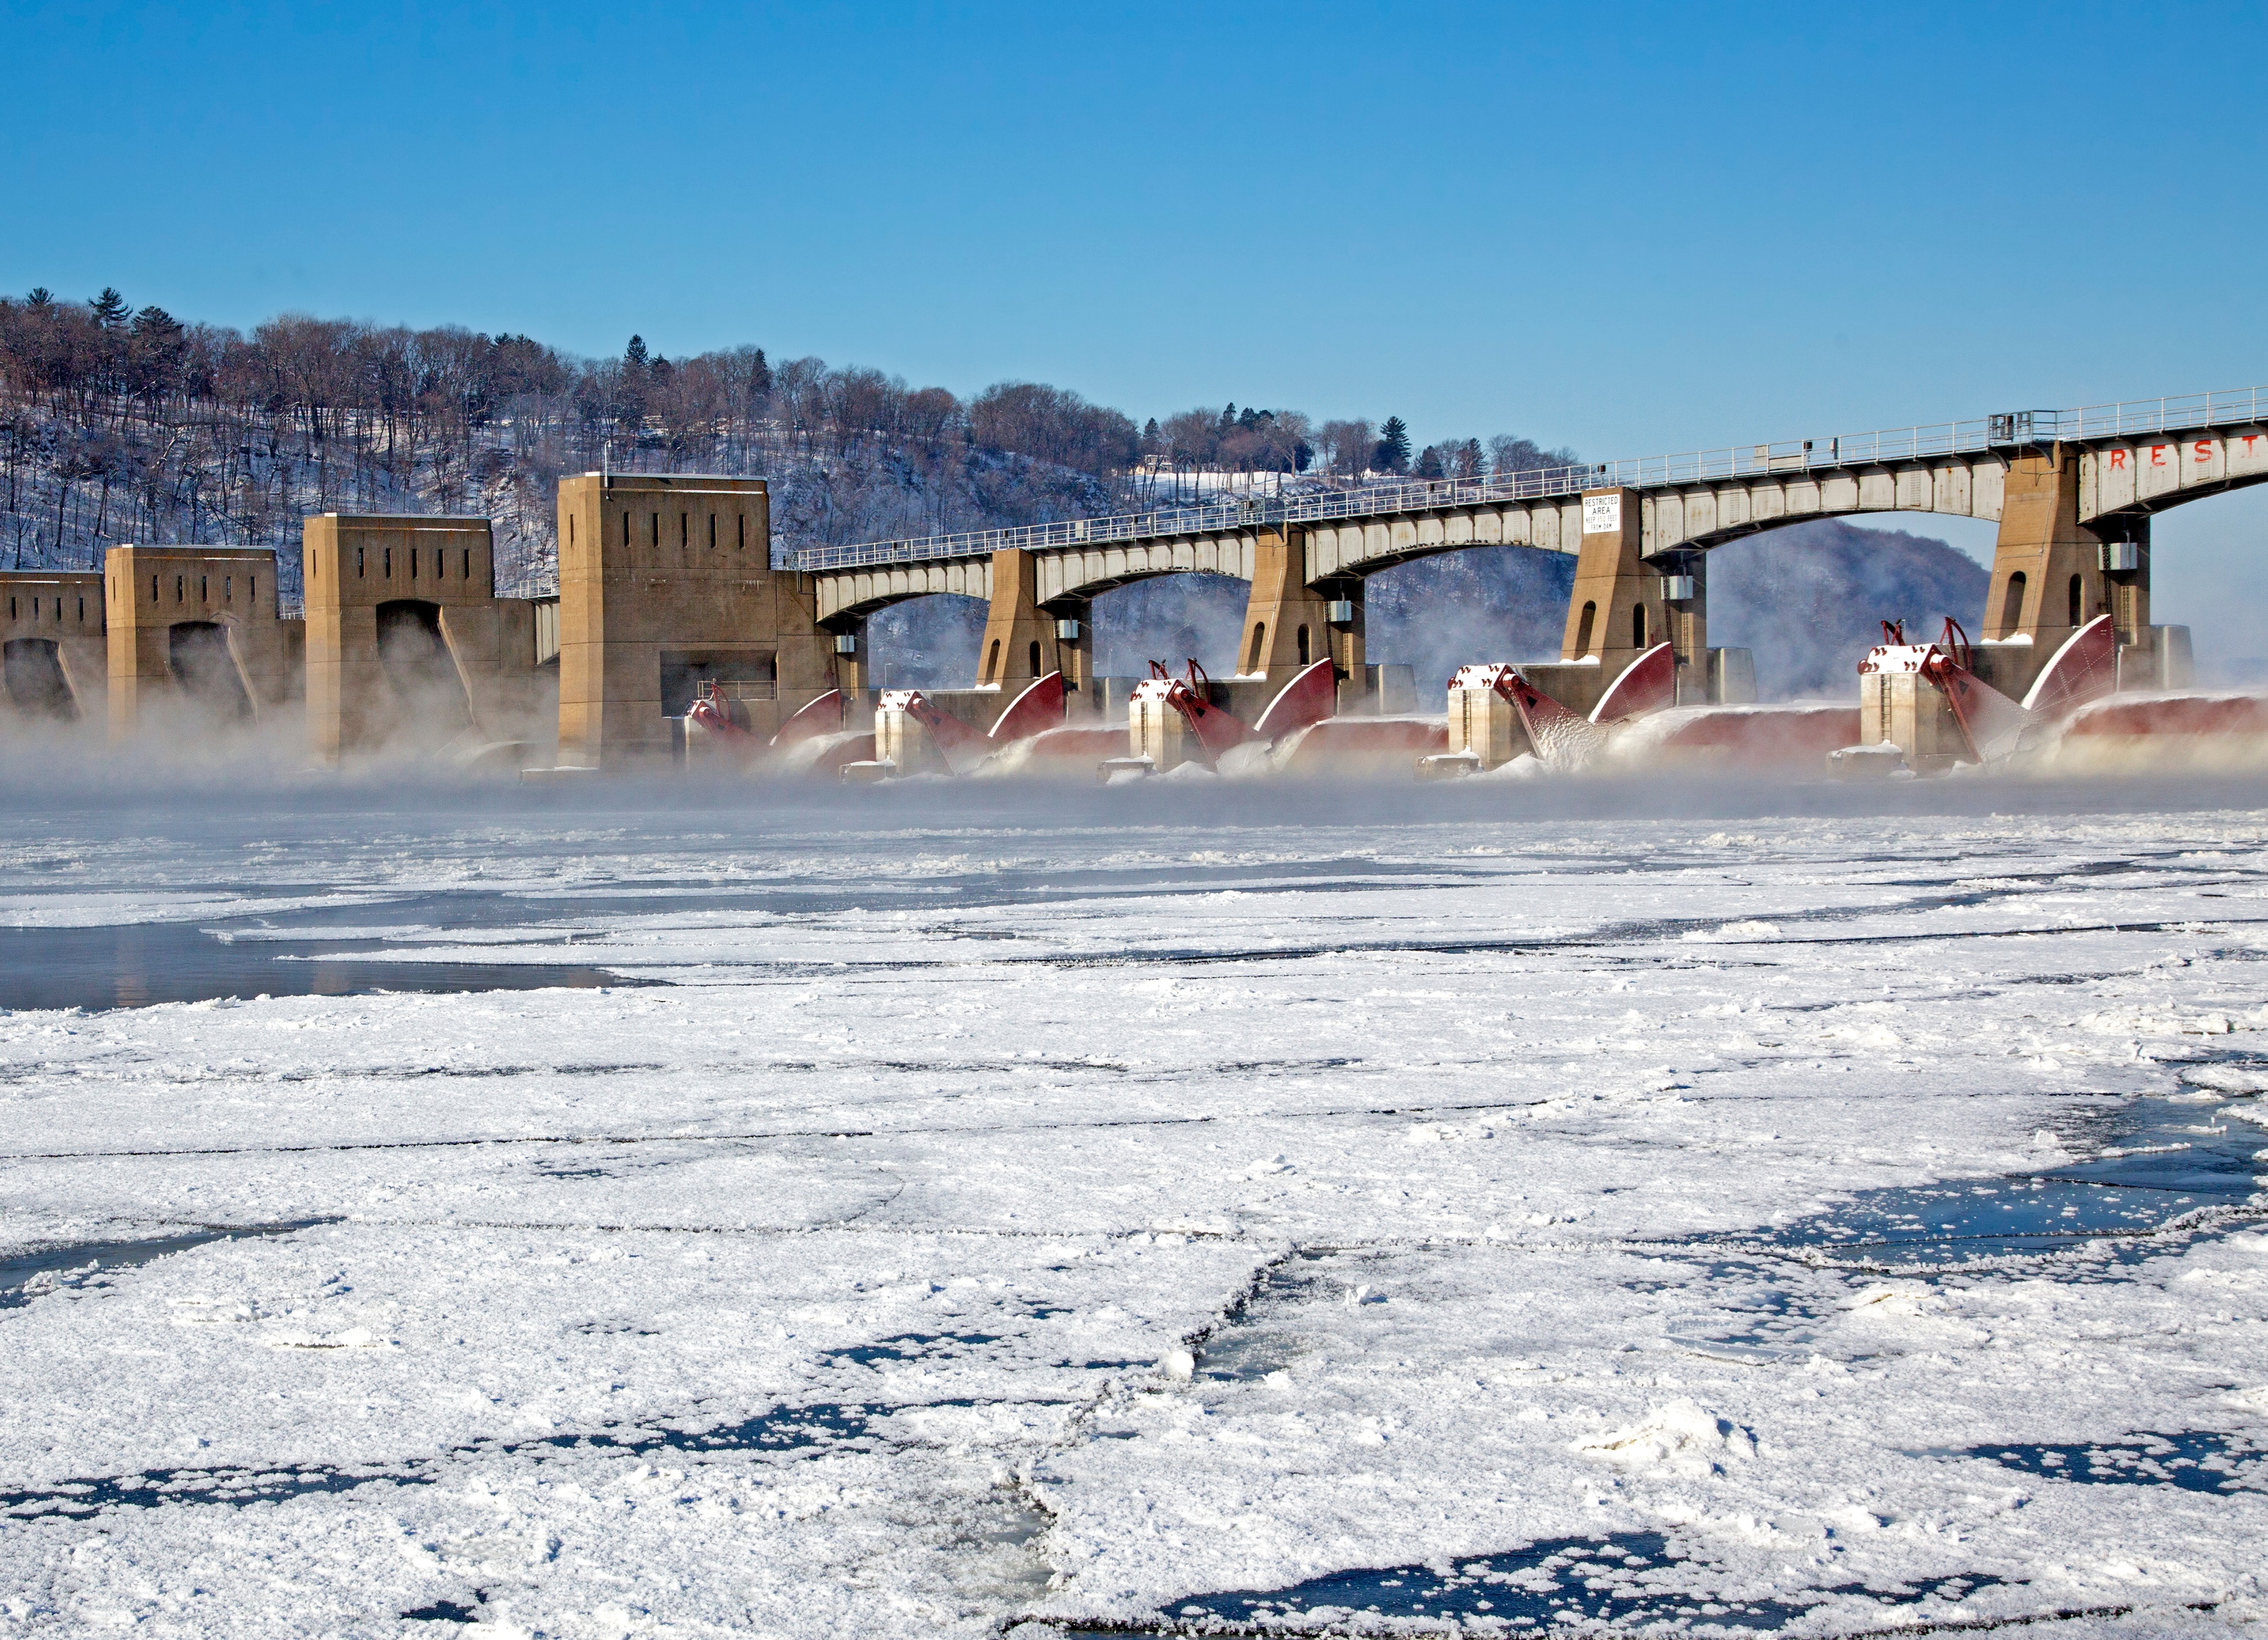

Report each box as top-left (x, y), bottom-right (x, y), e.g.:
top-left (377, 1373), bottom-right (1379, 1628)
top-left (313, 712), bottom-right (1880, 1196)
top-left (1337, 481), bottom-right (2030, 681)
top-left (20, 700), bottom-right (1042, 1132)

top-left (2078, 425), bottom-right (2268, 520)
top-left (974, 549), bottom-right (1069, 696)
top-left (1984, 451), bottom-right (2137, 650)
top-left (302, 514), bottom-right (555, 765)
top-left (555, 473), bottom-right (836, 768)
top-left (1237, 528), bottom-right (1356, 692)
top-left (0, 572), bottom-right (107, 729)
top-left (1561, 489), bottom-right (1677, 682)
top-left (103, 546), bottom-right (302, 744)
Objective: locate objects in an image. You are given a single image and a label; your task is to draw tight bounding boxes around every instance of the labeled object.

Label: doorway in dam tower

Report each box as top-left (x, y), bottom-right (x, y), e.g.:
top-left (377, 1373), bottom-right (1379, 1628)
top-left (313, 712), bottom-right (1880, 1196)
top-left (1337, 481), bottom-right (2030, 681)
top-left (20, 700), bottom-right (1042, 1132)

top-left (167, 622), bottom-right (254, 721)
top-left (2, 639), bottom-right (77, 720)
top-left (660, 650), bottom-right (777, 733)
top-left (375, 600), bottom-right (474, 747)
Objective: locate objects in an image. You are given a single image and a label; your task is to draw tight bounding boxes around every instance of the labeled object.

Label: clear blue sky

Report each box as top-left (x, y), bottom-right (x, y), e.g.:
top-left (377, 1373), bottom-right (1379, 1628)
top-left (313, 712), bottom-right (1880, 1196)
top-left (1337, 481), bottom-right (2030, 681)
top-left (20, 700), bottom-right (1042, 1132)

top-left (7, 1), bottom-right (2267, 662)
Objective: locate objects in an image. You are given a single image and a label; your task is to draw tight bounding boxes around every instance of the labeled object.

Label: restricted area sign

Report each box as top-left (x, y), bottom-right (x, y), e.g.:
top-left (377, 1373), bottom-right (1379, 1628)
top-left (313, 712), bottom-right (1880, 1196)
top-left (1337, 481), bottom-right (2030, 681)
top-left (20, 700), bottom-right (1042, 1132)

top-left (1583, 492), bottom-right (1622, 534)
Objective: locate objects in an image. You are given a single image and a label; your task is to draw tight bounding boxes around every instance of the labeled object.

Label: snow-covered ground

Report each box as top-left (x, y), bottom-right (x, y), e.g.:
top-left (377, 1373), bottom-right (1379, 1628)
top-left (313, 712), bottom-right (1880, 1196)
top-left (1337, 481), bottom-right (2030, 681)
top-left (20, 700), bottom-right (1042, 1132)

top-left (0, 779), bottom-right (2263, 1638)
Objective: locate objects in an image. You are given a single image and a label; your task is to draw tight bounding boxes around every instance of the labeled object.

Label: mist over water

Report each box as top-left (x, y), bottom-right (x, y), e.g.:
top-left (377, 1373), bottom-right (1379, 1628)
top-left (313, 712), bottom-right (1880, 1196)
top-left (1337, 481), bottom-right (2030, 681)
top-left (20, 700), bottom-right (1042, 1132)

top-left (3, 747), bottom-right (2264, 836)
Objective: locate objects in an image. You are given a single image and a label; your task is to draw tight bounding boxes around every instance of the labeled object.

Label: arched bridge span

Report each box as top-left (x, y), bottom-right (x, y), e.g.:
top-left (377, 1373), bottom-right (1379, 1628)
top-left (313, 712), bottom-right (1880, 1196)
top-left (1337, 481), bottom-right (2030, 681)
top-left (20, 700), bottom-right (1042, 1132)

top-left (797, 385), bottom-right (2268, 700)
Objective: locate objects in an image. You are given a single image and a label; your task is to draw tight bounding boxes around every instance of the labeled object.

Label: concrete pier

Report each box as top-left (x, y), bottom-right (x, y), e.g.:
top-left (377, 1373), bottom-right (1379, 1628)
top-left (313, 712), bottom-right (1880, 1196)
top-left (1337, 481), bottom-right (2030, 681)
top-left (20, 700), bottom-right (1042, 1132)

top-left (555, 473), bottom-right (835, 769)
top-left (302, 515), bottom-right (554, 764)
top-left (0, 572), bottom-right (106, 726)
top-left (103, 546), bottom-right (302, 743)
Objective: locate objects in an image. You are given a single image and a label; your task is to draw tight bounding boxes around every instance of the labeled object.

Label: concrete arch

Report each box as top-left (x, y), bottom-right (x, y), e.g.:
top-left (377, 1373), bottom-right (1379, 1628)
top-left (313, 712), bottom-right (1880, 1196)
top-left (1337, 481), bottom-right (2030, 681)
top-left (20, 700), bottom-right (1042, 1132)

top-left (862, 591), bottom-right (989, 693)
top-left (813, 556), bottom-right (990, 623)
top-left (1039, 531), bottom-right (1260, 604)
top-left (1645, 460), bottom-right (2009, 556)
top-left (1303, 498), bottom-right (1587, 580)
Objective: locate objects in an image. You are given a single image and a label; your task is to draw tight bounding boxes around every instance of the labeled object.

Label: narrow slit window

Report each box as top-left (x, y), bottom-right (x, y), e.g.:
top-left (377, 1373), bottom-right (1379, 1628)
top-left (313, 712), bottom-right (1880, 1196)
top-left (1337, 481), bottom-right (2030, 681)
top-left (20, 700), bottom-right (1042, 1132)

top-left (737, 515), bottom-right (745, 550)
top-left (651, 512), bottom-right (659, 547)
top-left (250, 576), bottom-right (257, 603)
top-left (2069, 574), bottom-right (2082, 627)
top-left (77, 597), bottom-right (84, 621)
top-left (151, 575), bottom-right (159, 602)
top-left (623, 512), bottom-right (631, 548)
top-left (1632, 604), bottom-right (1645, 649)
top-left (709, 513), bottom-right (716, 549)
top-left (175, 575), bottom-right (183, 603)
top-left (357, 548), bottom-right (365, 578)
top-left (385, 548), bottom-right (392, 578)
top-left (680, 511), bottom-right (688, 548)
top-left (410, 548), bottom-right (419, 579)
top-left (464, 548), bottom-right (470, 579)
top-left (224, 576), bottom-right (231, 600)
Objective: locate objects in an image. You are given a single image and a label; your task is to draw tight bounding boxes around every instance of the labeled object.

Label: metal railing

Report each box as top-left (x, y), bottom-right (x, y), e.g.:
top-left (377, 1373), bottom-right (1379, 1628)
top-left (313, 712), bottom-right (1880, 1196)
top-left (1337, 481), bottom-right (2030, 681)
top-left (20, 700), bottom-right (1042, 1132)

top-left (787, 383), bottom-right (2268, 573)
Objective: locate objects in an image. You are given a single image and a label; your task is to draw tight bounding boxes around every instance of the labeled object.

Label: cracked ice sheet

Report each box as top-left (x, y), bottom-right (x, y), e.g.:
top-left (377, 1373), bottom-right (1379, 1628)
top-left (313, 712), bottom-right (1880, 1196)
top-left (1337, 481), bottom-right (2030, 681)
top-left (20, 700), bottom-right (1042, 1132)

top-left (0, 794), bottom-right (2263, 1635)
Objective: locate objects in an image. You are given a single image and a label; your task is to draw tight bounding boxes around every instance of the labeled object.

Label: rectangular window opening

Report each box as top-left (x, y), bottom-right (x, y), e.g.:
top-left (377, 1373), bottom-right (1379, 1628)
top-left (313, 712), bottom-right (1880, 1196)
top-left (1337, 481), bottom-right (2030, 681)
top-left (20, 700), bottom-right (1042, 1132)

top-left (384, 548), bottom-right (392, 578)
top-left (650, 512), bottom-right (659, 547)
top-left (680, 511), bottom-right (688, 548)
top-left (357, 548), bottom-right (364, 578)
top-left (410, 548), bottom-right (419, 579)
top-left (709, 513), bottom-right (716, 549)
top-left (463, 548), bottom-right (470, 579)
top-left (737, 514), bottom-right (745, 551)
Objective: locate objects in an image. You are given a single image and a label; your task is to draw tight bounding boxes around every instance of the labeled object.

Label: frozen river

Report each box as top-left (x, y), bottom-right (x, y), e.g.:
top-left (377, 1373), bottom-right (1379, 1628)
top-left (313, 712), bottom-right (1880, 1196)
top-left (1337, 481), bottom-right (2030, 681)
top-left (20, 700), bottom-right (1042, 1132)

top-left (0, 776), bottom-right (2262, 1637)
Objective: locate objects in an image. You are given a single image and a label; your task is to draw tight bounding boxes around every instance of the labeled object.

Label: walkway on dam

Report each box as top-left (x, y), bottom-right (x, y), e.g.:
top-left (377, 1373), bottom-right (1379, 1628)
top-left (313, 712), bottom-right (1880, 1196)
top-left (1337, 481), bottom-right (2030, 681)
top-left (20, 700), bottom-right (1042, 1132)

top-left (783, 383), bottom-right (2268, 575)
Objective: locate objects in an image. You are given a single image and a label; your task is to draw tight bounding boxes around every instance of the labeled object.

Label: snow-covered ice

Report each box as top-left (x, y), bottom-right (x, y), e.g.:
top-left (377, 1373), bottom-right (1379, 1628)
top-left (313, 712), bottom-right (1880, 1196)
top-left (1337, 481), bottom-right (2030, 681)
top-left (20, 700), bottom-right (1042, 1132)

top-left (0, 779), bottom-right (2263, 1637)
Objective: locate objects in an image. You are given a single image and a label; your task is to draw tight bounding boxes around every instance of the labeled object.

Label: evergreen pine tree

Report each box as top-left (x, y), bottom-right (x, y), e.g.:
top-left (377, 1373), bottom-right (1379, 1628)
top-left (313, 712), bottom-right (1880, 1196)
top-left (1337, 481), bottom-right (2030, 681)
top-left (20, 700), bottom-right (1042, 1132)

top-left (25, 288), bottom-right (52, 307)
top-left (91, 288), bottom-right (129, 328)
top-left (1374, 416), bottom-right (1411, 473)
